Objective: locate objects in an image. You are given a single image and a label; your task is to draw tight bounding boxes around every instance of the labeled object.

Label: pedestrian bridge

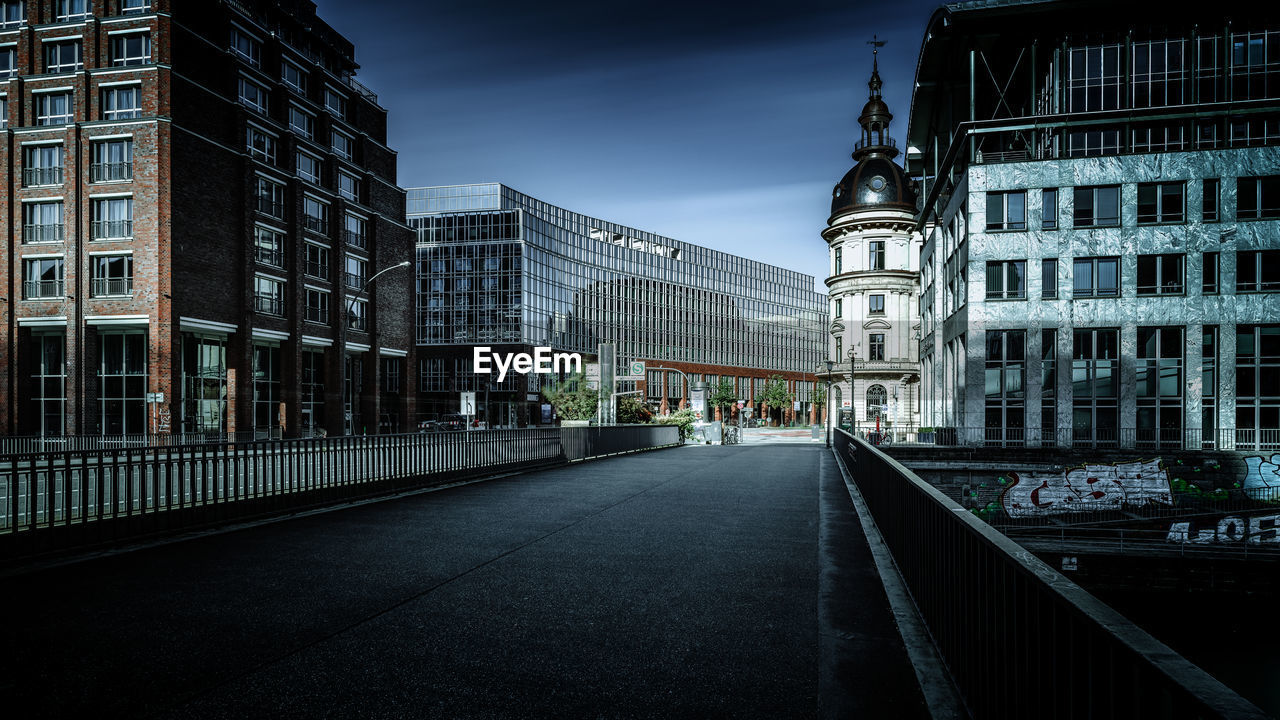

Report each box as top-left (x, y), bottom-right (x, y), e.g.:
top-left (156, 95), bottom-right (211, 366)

top-left (0, 431), bottom-right (1267, 718)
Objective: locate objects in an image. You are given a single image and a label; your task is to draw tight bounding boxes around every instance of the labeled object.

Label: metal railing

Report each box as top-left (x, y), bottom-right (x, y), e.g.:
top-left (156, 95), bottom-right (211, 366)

top-left (303, 215), bottom-right (328, 235)
top-left (23, 279), bottom-right (64, 299)
top-left (832, 429), bottom-right (1268, 719)
top-left (256, 197), bottom-right (284, 218)
top-left (347, 313), bottom-right (367, 331)
top-left (91, 162), bottom-right (132, 182)
top-left (345, 272), bottom-right (364, 290)
top-left (846, 426), bottom-right (1280, 451)
top-left (24, 223), bottom-right (64, 244)
top-left (0, 425), bottom-right (680, 559)
top-left (305, 305), bottom-right (328, 324)
top-left (304, 260), bottom-right (329, 279)
top-left (91, 277), bottom-right (133, 297)
top-left (254, 246), bottom-right (283, 268)
top-left (91, 220), bottom-right (133, 240)
top-left (23, 166), bottom-right (62, 187)
top-left (253, 294), bottom-right (283, 316)
top-left (344, 229), bottom-right (366, 249)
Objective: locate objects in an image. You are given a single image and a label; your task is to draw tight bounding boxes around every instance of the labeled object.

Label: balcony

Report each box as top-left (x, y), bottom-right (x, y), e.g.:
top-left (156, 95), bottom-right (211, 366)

top-left (92, 220), bottom-right (133, 240)
top-left (344, 230), bottom-right (366, 249)
top-left (24, 224), bottom-right (64, 244)
top-left (253, 294), bottom-right (283, 317)
top-left (91, 277), bottom-right (134, 297)
top-left (345, 272), bottom-right (365, 290)
top-left (256, 197), bottom-right (284, 218)
top-left (347, 314), bottom-right (367, 331)
top-left (24, 279), bottom-right (64, 299)
top-left (255, 246), bottom-right (284, 268)
top-left (305, 306), bottom-right (329, 324)
top-left (23, 167), bottom-right (63, 187)
top-left (304, 261), bottom-right (329, 279)
top-left (303, 216), bottom-right (328, 235)
top-left (91, 162), bottom-right (132, 182)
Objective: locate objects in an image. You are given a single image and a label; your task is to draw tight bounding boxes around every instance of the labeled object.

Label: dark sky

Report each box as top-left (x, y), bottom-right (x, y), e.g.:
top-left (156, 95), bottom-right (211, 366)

top-left (313, 0), bottom-right (942, 290)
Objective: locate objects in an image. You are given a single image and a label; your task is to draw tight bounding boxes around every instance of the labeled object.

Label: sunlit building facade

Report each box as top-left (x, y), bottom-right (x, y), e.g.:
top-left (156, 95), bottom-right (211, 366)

top-left (408, 184), bottom-right (827, 425)
top-left (909, 0), bottom-right (1280, 449)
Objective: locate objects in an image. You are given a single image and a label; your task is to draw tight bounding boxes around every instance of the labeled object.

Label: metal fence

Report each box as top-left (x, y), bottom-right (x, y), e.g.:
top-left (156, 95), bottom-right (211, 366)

top-left (847, 425), bottom-right (1280, 451)
top-left (1, 425), bottom-right (680, 560)
top-left (832, 428), bottom-right (1267, 719)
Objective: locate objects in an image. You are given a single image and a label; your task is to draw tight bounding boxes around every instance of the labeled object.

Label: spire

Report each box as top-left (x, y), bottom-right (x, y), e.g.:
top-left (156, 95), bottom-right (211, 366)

top-left (855, 35), bottom-right (896, 160)
top-left (868, 35), bottom-right (885, 100)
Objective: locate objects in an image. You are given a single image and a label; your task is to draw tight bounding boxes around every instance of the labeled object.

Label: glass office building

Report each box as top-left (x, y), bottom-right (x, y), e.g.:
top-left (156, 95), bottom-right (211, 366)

top-left (408, 184), bottom-right (827, 425)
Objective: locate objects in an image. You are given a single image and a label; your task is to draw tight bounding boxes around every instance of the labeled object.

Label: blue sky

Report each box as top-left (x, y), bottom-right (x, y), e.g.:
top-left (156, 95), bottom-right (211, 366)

top-left (313, 0), bottom-right (941, 291)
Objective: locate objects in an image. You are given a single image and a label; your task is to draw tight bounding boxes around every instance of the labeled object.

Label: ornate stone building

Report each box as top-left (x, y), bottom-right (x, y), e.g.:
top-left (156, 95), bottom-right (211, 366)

top-left (820, 54), bottom-right (923, 432)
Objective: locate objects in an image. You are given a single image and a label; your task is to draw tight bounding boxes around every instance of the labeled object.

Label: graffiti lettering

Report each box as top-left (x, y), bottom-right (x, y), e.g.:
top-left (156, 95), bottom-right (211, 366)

top-left (1000, 459), bottom-right (1172, 518)
top-left (1166, 514), bottom-right (1280, 544)
top-left (1242, 454), bottom-right (1280, 500)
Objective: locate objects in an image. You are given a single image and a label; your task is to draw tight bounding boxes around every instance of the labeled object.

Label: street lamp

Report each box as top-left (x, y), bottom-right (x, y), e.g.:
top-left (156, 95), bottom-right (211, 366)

top-left (340, 259), bottom-right (411, 436)
top-left (824, 359), bottom-right (834, 448)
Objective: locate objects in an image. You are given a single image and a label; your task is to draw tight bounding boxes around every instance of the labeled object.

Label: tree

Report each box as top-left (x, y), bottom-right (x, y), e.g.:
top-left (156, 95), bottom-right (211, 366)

top-left (708, 378), bottom-right (737, 422)
top-left (542, 373), bottom-right (601, 422)
top-left (812, 382), bottom-right (827, 424)
top-left (756, 374), bottom-right (794, 427)
top-left (616, 394), bottom-right (653, 424)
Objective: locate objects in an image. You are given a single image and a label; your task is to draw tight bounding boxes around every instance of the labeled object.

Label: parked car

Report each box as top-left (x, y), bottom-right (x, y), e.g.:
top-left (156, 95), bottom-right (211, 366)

top-left (417, 420), bottom-right (439, 433)
top-left (438, 414), bottom-right (467, 431)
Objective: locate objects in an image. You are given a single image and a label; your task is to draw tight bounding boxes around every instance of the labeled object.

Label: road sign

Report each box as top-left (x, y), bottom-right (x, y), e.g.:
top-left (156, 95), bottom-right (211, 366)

top-left (626, 361), bottom-right (645, 378)
top-left (460, 391), bottom-right (476, 415)
top-left (736, 400), bottom-right (744, 409)
top-left (146, 392), bottom-right (164, 403)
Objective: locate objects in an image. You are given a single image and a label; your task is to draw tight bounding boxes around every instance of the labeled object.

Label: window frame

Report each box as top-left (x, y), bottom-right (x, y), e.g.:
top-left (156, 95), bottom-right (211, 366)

top-left (1135, 253), bottom-right (1185, 296)
top-left (985, 259), bottom-right (1027, 300)
top-left (985, 190), bottom-right (1027, 231)
top-left (1073, 256), bottom-right (1121, 298)
top-left (1136, 181), bottom-right (1185, 225)
top-left (1072, 185), bottom-right (1121, 228)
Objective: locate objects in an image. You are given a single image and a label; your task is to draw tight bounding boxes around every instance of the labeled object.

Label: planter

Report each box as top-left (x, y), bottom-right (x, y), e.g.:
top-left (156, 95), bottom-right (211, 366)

top-left (560, 419), bottom-right (591, 427)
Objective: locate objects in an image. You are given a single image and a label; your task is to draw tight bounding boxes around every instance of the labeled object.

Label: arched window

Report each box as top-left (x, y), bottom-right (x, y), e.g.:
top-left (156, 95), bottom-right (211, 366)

top-left (866, 384), bottom-right (887, 420)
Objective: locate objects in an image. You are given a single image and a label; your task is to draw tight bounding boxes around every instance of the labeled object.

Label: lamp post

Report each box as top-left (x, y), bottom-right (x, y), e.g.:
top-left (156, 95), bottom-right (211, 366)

top-left (340, 259), bottom-right (411, 436)
top-left (824, 359), bottom-right (834, 448)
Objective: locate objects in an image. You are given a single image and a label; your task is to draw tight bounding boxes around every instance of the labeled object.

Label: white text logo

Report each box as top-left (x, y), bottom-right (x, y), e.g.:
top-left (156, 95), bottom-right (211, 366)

top-left (473, 346), bottom-right (582, 382)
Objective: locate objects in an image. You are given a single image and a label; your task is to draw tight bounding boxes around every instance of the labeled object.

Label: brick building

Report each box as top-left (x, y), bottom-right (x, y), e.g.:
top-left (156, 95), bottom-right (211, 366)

top-left (0, 0), bottom-right (415, 439)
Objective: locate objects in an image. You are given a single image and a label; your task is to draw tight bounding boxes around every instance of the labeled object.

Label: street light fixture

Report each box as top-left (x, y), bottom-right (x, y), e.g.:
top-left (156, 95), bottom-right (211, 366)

top-left (824, 359), bottom-right (834, 448)
top-left (340, 259), bottom-right (411, 436)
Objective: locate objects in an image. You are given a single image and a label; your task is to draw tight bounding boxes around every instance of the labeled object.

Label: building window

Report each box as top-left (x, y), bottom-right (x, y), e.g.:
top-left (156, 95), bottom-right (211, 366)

top-left (55, 0), bottom-right (89, 21)
top-left (304, 241), bottom-right (330, 279)
top-left (331, 130), bottom-right (353, 160)
top-left (985, 190), bottom-right (1026, 231)
top-left (1137, 182), bottom-right (1184, 224)
top-left (1235, 325), bottom-right (1280, 450)
top-left (0, 45), bottom-right (16, 78)
top-left (44, 40), bottom-right (82, 72)
top-left (1229, 115), bottom-right (1280, 147)
top-left (1073, 186), bottom-right (1120, 227)
top-left (303, 196), bottom-right (329, 234)
top-left (252, 344), bottom-right (280, 434)
top-left (92, 138), bottom-right (132, 182)
top-left (238, 77), bottom-right (268, 114)
top-left (347, 295), bottom-right (367, 331)
top-left (255, 176), bottom-right (284, 218)
top-left (301, 349), bottom-right (324, 433)
top-left (868, 294), bottom-right (884, 314)
top-left (121, 0), bottom-right (149, 13)
top-left (0, 2), bottom-right (24, 29)
top-left (111, 32), bottom-right (149, 66)
top-left (345, 254), bottom-right (367, 291)
top-left (833, 297), bottom-right (841, 318)
top-left (1202, 326), bottom-right (1218, 448)
top-left (1237, 176), bottom-right (1280, 220)
top-left (99, 331), bottom-right (147, 435)
top-left (1067, 127), bottom-right (1121, 158)
top-left (1203, 178), bottom-right (1220, 222)
top-left (246, 125), bottom-right (276, 164)
top-left (253, 275), bottom-right (284, 316)
top-left (296, 151), bottom-right (320, 184)
top-left (1136, 326), bottom-right (1184, 447)
top-left (23, 201), bottom-right (63, 243)
top-left (1230, 31), bottom-right (1280, 101)
top-left (985, 260), bottom-right (1026, 300)
top-left (344, 213), bottom-right (366, 248)
top-left (230, 27), bottom-right (260, 67)
top-left (985, 330), bottom-right (1025, 443)
top-left (1073, 257), bottom-right (1120, 298)
top-left (1131, 123), bottom-right (1186, 153)
top-left (1041, 258), bottom-right (1057, 299)
top-left (90, 254), bottom-right (132, 297)
top-left (338, 171), bottom-right (360, 202)
top-left (1132, 39), bottom-right (1185, 107)
top-left (1237, 250), bottom-right (1280, 292)
top-left (101, 85), bottom-right (141, 120)
top-left (868, 333), bottom-right (885, 361)
top-left (180, 334), bottom-right (226, 434)
top-left (868, 240), bottom-right (885, 271)
top-left (1197, 36), bottom-right (1222, 103)
top-left (254, 225), bottom-right (284, 268)
top-left (281, 60), bottom-right (307, 93)
top-left (23, 144), bottom-right (63, 187)
top-left (36, 92), bottom-right (73, 126)
top-left (304, 287), bottom-right (329, 324)
top-left (288, 105), bottom-right (314, 139)
top-left (866, 384), bottom-right (886, 422)
top-left (23, 257), bottom-right (64, 299)
top-left (1068, 44), bottom-right (1121, 112)
top-left (834, 247), bottom-right (842, 274)
top-left (1202, 252), bottom-right (1219, 294)
top-left (834, 335), bottom-right (842, 362)
top-left (1041, 188), bottom-right (1057, 230)
top-left (1072, 328), bottom-right (1119, 446)
top-left (1136, 253), bottom-right (1184, 295)
top-left (31, 332), bottom-right (66, 436)
top-left (91, 197), bottom-right (133, 239)
top-left (1041, 329), bottom-right (1057, 442)
top-left (323, 86), bottom-right (345, 117)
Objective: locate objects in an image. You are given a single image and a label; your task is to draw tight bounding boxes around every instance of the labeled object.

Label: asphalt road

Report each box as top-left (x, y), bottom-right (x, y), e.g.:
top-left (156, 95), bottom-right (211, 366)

top-left (1, 445), bottom-right (927, 719)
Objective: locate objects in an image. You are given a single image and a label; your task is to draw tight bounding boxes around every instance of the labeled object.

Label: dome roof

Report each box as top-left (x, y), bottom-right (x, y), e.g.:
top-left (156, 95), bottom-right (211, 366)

top-left (830, 155), bottom-right (917, 217)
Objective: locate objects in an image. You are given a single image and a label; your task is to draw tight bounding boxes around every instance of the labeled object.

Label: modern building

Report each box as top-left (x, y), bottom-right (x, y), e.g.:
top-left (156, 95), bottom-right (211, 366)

top-left (820, 52), bottom-right (923, 432)
top-left (408, 183), bottom-right (827, 426)
top-left (908, 0), bottom-right (1280, 449)
top-left (0, 0), bottom-right (415, 440)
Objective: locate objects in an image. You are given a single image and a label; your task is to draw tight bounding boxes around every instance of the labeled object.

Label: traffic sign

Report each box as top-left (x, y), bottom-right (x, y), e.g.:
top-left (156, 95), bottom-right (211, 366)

top-left (629, 361), bottom-right (644, 377)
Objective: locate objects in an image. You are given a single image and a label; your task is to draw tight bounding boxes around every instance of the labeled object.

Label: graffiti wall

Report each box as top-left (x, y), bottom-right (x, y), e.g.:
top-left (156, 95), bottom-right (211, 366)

top-left (1166, 513), bottom-right (1280, 544)
top-left (1243, 454), bottom-right (1280, 500)
top-left (1000, 459), bottom-right (1173, 519)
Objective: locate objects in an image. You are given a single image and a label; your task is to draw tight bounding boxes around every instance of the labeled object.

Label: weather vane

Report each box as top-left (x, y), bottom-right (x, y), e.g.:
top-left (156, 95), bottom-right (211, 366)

top-left (868, 34), bottom-right (886, 70)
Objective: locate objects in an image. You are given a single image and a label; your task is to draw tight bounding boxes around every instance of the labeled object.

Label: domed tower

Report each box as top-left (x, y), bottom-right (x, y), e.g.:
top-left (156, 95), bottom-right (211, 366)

top-left (820, 47), bottom-right (922, 436)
